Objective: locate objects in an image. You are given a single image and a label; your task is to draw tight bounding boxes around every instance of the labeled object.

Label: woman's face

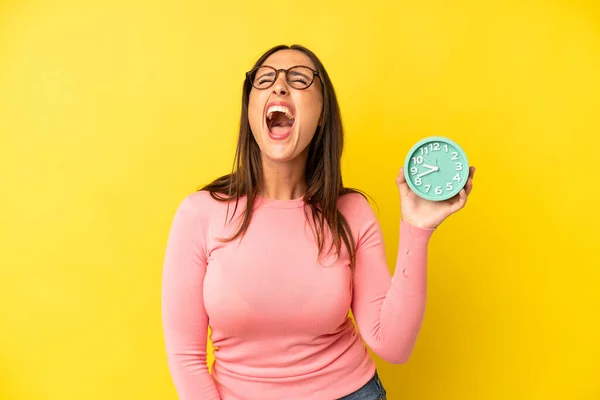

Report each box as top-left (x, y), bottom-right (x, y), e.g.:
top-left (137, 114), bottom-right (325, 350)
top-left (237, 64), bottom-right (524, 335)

top-left (248, 49), bottom-right (323, 164)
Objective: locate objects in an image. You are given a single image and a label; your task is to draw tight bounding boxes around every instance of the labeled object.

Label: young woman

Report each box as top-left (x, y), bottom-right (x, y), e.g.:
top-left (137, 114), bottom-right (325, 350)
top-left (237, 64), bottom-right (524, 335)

top-left (161, 44), bottom-right (475, 400)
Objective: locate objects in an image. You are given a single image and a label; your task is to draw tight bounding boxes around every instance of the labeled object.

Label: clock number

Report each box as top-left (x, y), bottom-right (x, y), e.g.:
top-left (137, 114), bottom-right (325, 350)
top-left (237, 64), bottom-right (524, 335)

top-left (456, 162), bottom-right (463, 171)
top-left (424, 184), bottom-right (431, 192)
top-left (443, 144), bottom-right (449, 152)
top-left (435, 186), bottom-right (442, 194)
top-left (451, 151), bottom-right (459, 160)
top-left (412, 156), bottom-right (424, 164)
top-left (420, 147), bottom-right (429, 155)
top-left (415, 177), bottom-right (422, 186)
top-left (453, 173), bottom-right (461, 181)
top-left (446, 182), bottom-right (453, 191)
top-left (410, 167), bottom-right (418, 175)
top-left (426, 143), bottom-right (440, 152)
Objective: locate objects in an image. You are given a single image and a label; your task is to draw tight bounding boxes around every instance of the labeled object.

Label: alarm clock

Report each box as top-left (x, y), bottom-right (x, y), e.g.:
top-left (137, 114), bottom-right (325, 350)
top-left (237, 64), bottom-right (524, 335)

top-left (403, 136), bottom-right (470, 201)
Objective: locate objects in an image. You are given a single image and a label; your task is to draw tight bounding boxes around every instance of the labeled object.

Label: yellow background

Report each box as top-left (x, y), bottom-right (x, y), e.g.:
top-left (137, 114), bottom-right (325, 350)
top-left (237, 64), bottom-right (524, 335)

top-left (1, 0), bottom-right (599, 399)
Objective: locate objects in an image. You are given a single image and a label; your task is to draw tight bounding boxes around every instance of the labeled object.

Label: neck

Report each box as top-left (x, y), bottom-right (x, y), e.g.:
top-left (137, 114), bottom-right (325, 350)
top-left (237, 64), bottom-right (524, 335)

top-left (259, 154), bottom-right (307, 200)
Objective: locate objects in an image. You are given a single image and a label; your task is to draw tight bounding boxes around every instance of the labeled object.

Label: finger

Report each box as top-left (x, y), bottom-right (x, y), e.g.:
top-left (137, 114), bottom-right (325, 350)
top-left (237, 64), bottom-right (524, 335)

top-left (462, 166), bottom-right (475, 196)
top-left (465, 177), bottom-right (473, 196)
top-left (396, 168), bottom-right (410, 197)
top-left (454, 187), bottom-right (468, 211)
top-left (396, 167), bottom-right (406, 184)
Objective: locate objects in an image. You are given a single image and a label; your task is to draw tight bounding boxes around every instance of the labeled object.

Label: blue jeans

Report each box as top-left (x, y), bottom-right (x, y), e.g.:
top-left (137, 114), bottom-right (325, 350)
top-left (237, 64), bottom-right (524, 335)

top-left (337, 371), bottom-right (387, 400)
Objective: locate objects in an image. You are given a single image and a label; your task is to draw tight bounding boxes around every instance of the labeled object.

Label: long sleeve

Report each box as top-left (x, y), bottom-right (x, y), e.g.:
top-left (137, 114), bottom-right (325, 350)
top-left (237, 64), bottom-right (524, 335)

top-left (161, 195), bottom-right (221, 400)
top-left (350, 198), bottom-right (435, 364)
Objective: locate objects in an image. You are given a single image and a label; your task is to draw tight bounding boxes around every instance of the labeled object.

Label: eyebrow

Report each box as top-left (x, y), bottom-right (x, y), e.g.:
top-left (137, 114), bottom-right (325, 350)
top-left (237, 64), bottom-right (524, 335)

top-left (256, 71), bottom-right (275, 80)
top-left (288, 70), bottom-right (310, 79)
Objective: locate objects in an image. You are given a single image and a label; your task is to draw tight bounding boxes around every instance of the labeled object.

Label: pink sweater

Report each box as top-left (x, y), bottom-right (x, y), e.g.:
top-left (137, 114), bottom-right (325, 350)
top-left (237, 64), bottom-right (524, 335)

top-left (161, 190), bottom-right (434, 399)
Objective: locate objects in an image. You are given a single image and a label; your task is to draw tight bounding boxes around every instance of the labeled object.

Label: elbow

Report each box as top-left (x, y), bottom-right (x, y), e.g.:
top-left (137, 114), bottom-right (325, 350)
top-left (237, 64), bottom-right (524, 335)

top-left (369, 333), bottom-right (420, 364)
top-left (165, 350), bottom-right (185, 373)
top-left (374, 312), bottom-right (426, 364)
top-left (376, 347), bottom-right (415, 365)
top-left (165, 348), bottom-right (209, 372)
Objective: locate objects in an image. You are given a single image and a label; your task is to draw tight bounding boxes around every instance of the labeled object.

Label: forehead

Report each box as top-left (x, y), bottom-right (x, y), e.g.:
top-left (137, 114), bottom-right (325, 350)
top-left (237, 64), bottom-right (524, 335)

top-left (261, 49), bottom-right (316, 70)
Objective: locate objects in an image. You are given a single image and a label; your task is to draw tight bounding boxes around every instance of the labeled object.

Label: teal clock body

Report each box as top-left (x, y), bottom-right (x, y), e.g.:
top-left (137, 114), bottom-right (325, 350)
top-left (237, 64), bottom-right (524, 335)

top-left (403, 136), bottom-right (470, 201)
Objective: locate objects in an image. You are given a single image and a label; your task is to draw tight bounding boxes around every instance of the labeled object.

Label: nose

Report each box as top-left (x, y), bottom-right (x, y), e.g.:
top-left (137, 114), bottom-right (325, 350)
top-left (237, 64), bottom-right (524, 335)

top-left (271, 71), bottom-right (289, 96)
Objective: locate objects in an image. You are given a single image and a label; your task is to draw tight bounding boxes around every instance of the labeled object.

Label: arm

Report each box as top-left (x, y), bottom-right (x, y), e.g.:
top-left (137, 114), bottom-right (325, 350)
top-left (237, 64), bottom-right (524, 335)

top-left (351, 197), bottom-right (435, 364)
top-left (161, 195), bottom-right (221, 399)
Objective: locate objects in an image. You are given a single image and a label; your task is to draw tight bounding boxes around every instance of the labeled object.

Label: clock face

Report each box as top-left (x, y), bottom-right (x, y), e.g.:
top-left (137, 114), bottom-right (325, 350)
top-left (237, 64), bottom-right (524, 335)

top-left (404, 136), bottom-right (470, 201)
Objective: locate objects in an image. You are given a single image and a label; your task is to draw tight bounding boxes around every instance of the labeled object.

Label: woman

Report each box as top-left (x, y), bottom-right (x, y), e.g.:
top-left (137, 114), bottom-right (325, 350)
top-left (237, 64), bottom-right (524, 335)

top-left (161, 44), bottom-right (475, 400)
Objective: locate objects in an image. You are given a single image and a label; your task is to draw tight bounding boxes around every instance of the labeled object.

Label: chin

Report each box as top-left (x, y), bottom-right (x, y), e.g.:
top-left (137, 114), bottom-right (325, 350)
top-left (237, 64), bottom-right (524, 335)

top-left (262, 146), bottom-right (299, 164)
top-left (260, 127), bottom-right (305, 163)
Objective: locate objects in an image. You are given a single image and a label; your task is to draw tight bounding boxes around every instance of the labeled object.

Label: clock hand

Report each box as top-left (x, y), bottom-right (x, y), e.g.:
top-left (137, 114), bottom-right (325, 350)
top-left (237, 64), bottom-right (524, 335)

top-left (417, 169), bottom-right (437, 178)
top-left (424, 157), bottom-right (438, 167)
top-left (423, 157), bottom-right (440, 169)
top-left (422, 163), bottom-right (439, 172)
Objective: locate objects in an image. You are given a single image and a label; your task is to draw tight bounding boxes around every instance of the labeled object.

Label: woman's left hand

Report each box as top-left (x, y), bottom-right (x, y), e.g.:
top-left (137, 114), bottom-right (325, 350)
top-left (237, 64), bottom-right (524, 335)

top-left (396, 166), bottom-right (475, 230)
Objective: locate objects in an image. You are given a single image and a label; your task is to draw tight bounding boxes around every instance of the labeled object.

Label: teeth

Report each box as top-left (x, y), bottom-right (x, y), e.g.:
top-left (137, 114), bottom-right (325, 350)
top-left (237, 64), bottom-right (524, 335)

top-left (267, 105), bottom-right (295, 121)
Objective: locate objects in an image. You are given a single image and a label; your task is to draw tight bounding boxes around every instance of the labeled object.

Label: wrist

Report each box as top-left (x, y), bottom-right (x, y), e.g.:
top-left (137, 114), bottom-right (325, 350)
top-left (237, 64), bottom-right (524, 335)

top-left (401, 217), bottom-right (438, 230)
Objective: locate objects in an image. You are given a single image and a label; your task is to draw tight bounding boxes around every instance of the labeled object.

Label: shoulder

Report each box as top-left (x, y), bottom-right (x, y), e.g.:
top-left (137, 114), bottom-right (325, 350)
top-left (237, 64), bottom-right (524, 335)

top-left (173, 190), bottom-right (211, 214)
top-left (171, 189), bottom-right (232, 223)
top-left (337, 191), bottom-right (378, 223)
top-left (183, 189), bottom-right (219, 210)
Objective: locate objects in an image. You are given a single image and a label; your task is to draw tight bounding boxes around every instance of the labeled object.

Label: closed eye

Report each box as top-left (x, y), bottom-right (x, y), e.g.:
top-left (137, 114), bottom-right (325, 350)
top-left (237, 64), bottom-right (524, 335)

top-left (255, 71), bottom-right (275, 85)
top-left (288, 71), bottom-right (310, 84)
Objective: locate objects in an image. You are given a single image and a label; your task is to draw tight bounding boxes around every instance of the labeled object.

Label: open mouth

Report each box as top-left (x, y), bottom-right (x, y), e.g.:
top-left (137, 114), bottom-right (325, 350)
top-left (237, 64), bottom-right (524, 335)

top-left (266, 104), bottom-right (295, 137)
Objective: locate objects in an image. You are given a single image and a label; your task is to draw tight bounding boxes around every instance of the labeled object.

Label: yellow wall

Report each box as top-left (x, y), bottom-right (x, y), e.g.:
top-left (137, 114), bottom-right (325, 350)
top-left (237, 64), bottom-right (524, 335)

top-left (1, 0), bottom-right (599, 399)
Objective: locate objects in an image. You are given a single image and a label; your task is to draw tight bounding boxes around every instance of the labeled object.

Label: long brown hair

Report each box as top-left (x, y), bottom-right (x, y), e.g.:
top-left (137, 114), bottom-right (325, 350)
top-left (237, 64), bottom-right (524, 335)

top-left (199, 44), bottom-right (371, 280)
